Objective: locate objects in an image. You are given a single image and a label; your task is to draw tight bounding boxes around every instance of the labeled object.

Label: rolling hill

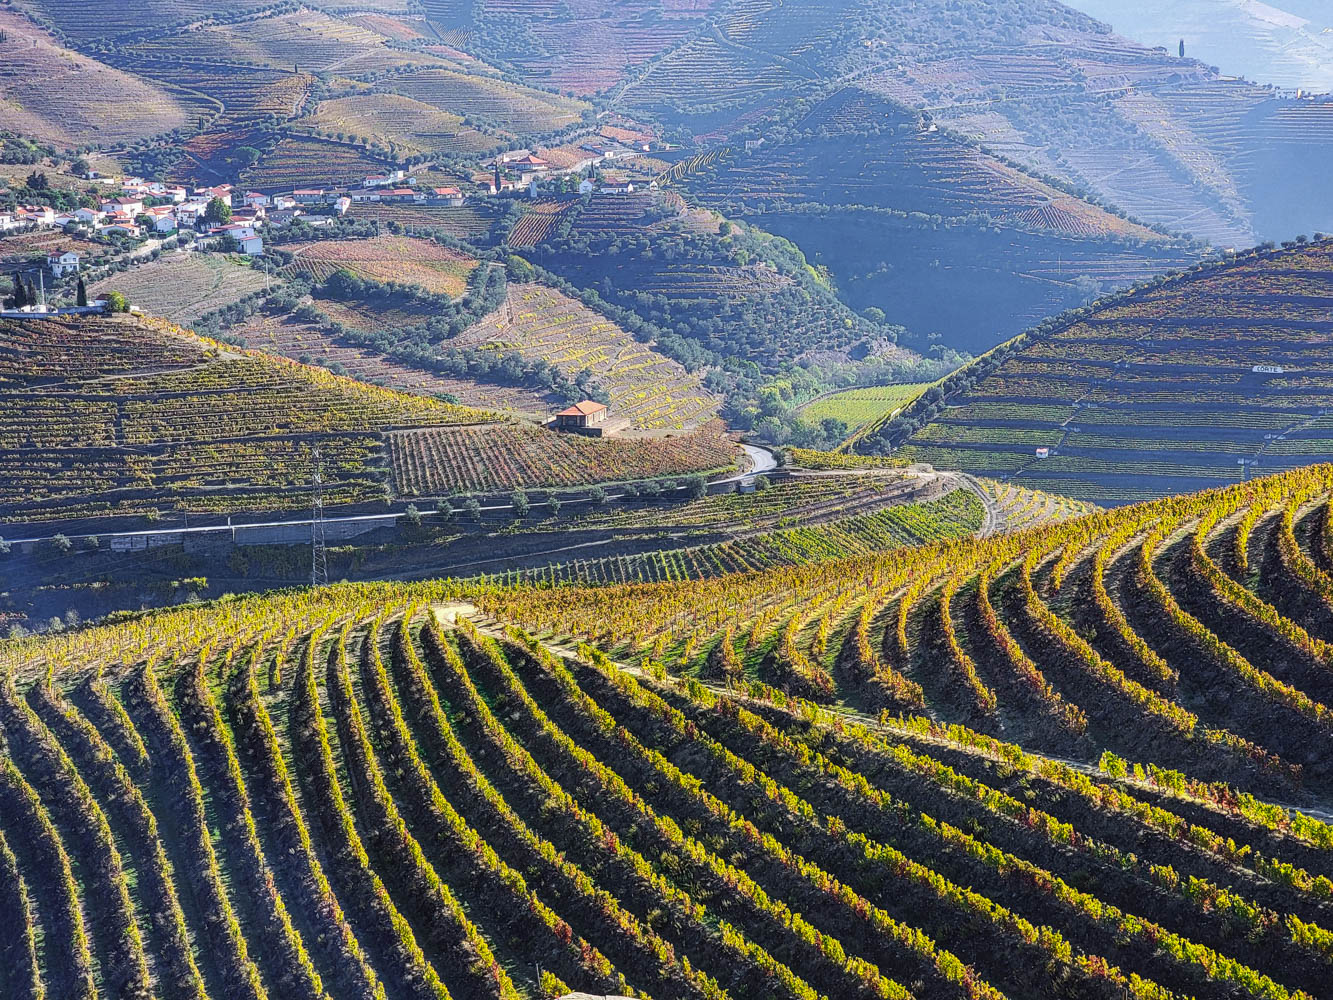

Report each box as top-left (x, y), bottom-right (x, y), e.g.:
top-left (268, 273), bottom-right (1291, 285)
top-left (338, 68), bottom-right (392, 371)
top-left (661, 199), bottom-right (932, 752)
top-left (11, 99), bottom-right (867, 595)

top-left (0, 10), bottom-right (191, 147)
top-left (454, 282), bottom-right (721, 431)
top-left (0, 312), bottom-right (497, 525)
top-left (5, 462), bottom-right (1333, 999)
top-left (876, 240), bottom-right (1333, 503)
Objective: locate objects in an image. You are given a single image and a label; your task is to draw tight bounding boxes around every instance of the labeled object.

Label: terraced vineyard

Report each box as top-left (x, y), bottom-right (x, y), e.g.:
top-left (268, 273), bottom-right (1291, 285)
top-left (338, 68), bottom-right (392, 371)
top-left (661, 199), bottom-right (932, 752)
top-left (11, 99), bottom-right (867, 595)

top-left (345, 201), bottom-right (504, 242)
top-left (388, 419), bottom-right (739, 494)
top-left (14, 462), bottom-right (1333, 998)
top-left (282, 237), bottom-right (480, 299)
top-left (510, 487), bottom-right (986, 586)
top-left (456, 283), bottom-right (720, 430)
top-left (508, 200), bottom-right (577, 248)
top-left (233, 310), bottom-right (561, 416)
top-left (13, 0), bottom-right (271, 40)
top-left (799, 384), bottom-right (930, 442)
top-left (239, 137), bottom-right (396, 192)
top-left (0, 230), bottom-right (105, 269)
top-left (297, 93), bottom-right (498, 158)
top-left (123, 9), bottom-right (444, 74)
top-left (390, 68), bottom-right (588, 135)
top-left (89, 254), bottom-right (274, 328)
top-left (690, 99), bottom-right (1160, 241)
top-left (124, 64), bottom-right (313, 121)
top-left (0, 314), bottom-right (493, 523)
top-left (527, 190), bottom-right (893, 365)
top-left (885, 241), bottom-right (1333, 503)
top-left (0, 9), bottom-right (189, 146)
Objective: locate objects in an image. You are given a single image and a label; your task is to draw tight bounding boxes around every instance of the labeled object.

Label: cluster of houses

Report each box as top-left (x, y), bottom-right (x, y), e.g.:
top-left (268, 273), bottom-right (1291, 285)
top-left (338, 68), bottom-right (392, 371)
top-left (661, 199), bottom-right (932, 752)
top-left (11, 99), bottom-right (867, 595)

top-left (473, 147), bottom-right (644, 196)
top-left (1, 121), bottom-right (665, 278)
top-left (0, 178), bottom-right (277, 258)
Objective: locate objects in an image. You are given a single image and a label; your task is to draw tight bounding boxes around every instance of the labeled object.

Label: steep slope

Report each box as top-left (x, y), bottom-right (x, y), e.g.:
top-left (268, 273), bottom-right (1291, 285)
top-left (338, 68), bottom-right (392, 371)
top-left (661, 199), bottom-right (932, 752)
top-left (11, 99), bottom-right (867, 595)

top-left (7, 465), bottom-right (1333, 999)
top-left (454, 282), bottom-right (721, 430)
top-left (0, 10), bottom-right (190, 147)
top-left (681, 88), bottom-right (1205, 351)
top-left (0, 313), bottom-right (495, 524)
top-left (874, 240), bottom-right (1333, 503)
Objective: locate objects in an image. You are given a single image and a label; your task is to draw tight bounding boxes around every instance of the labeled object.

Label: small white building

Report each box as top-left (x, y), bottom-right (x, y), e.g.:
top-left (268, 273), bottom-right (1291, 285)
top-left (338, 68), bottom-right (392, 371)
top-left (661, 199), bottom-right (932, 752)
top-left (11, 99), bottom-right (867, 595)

top-left (602, 181), bottom-right (635, 194)
top-left (73, 207), bottom-right (102, 224)
top-left (47, 251), bottom-right (81, 277)
top-left (148, 207), bottom-right (178, 233)
top-left (193, 185), bottom-right (233, 207)
top-left (18, 206), bottom-right (55, 226)
top-left (243, 191), bottom-right (271, 209)
top-left (578, 178), bottom-right (594, 195)
top-left (175, 200), bottom-right (211, 228)
top-left (363, 169), bottom-right (406, 188)
top-left (215, 224), bottom-right (263, 255)
top-left (101, 198), bottom-right (144, 217)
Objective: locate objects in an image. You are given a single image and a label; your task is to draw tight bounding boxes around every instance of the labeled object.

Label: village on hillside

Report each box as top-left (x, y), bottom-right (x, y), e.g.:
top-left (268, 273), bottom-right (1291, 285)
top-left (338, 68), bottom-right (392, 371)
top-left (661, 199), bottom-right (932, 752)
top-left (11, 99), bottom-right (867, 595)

top-left (0, 120), bottom-right (665, 302)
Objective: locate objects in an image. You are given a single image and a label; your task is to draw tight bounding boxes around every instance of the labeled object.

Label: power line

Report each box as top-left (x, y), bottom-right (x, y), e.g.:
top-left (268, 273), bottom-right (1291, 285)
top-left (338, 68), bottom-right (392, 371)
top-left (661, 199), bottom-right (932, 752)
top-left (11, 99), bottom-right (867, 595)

top-left (310, 441), bottom-right (328, 588)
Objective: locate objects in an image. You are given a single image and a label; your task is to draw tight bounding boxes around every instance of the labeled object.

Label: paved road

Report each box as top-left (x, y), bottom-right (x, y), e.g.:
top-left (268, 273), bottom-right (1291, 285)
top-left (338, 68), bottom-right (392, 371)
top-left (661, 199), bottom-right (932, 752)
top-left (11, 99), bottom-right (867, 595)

top-left (741, 443), bottom-right (778, 476)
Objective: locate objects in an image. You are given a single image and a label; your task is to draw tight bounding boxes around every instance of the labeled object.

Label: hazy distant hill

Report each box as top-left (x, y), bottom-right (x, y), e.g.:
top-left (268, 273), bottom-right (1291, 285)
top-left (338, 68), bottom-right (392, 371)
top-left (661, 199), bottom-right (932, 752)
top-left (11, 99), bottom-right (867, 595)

top-left (1064, 0), bottom-right (1333, 93)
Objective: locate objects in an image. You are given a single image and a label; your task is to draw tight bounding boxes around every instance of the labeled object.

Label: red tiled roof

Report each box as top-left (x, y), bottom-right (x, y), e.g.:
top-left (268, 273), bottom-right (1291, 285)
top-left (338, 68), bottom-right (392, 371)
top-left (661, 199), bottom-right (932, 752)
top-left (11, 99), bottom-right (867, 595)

top-left (557, 400), bottom-right (607, 417)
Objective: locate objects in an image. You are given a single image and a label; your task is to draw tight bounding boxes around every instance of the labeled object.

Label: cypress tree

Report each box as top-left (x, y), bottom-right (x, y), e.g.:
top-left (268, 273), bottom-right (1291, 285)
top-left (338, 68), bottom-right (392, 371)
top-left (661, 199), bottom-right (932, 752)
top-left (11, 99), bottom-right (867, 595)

top-left (11, 273), bottom-right (24, 308)
top-left (76, 277), bottom-right (87, 307)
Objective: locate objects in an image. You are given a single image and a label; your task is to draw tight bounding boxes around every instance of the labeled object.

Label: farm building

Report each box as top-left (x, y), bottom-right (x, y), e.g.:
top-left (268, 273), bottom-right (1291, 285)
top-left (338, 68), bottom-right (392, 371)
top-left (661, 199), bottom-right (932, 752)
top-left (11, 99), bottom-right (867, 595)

top-left (555, 399), bottom-right (608, 430)
top-left (552, 399), bottom-right (630, 437)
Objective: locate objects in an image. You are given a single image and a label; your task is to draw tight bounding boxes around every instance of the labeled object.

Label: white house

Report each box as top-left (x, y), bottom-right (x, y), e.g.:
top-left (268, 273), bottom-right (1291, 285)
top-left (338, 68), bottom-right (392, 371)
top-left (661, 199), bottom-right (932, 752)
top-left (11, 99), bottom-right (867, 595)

top-left (431, 186), bottom-right (464, 206)
top-left (102, 222), bottom-right (143, 238)
top-left (243, 191), bottom-right (271, 209)
top-left (193, 185), bottom-right (233, 207)
top-left (215, 223), bottom-right (263, 255)
top-left (73, 207), bottom-right (102, 224)
top-left (333, 196), bottom-right (351, 216)
top-left (175, 200), bottom-right (211, 228)
top-left (18, 206), bottom-right (55, 226)
top-left (52, 213), bottom-right (79, 228)
top-left (146, 206), bottom-right (178, 232)
top-left (164, 186), bottom-right (188, 204)
top-left (601, 181), bottom-right (635, 194)
top-left (578, 178), bottom-right (594, 195)
top-left (47, 251), bottom-right (80, 277)
top-left (362, 169), bottom-right (405, 188)
top-left (101, 198), bottom-right (144, 217)
top-left (292, 189), bottom-right (328, 205)
top-left (0, 213), bottom-right (13, 231)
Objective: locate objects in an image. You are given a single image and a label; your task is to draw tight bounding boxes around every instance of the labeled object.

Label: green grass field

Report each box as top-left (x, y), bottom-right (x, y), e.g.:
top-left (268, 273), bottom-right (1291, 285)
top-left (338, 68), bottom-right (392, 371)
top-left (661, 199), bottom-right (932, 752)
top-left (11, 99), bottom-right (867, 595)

top-left (800, 383), bottom-right (929, 432)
